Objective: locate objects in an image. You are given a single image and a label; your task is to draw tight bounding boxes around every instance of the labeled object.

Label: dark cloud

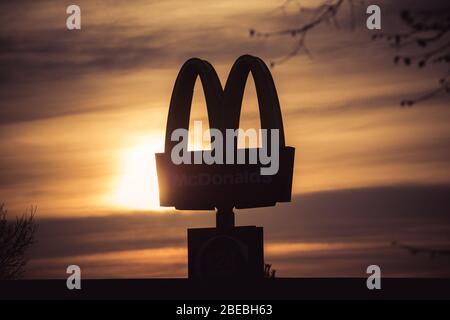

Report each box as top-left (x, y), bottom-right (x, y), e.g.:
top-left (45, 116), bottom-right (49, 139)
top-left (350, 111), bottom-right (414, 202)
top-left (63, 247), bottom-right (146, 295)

top-left (0, 17), bottom-right (269, 125)
top-left (0, 0), bottom-right (448, 126)
top-left (239, 184), bottom-right (450, 243)
top-left (0, 25), bottom-right (169, 83)
top-left (28, 185), bottom-right (450, 277)
top-left (30, 211), bottom-right (213, 259)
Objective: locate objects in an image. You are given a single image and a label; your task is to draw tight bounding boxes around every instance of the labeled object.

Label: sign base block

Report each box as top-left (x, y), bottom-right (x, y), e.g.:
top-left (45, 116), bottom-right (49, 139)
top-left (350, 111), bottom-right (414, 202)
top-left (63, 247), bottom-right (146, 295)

top-left (188, 226), bottom-right (264, 279)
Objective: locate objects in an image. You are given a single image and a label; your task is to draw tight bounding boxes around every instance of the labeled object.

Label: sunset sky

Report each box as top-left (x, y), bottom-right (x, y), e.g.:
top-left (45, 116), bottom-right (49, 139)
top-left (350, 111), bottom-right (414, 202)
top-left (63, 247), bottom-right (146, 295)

top-left (1, 0), bottom-right (449, 278)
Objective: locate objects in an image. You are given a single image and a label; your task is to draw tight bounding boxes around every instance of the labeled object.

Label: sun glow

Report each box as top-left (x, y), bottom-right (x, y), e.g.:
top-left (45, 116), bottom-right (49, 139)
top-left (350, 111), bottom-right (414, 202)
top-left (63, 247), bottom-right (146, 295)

top-left (113, 136), bottom-right (165, 210)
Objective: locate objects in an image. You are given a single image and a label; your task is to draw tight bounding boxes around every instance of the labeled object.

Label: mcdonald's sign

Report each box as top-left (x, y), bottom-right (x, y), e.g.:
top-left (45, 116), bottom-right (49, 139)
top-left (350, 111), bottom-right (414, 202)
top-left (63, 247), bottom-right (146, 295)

top-left (155, 55), bottom-right (295, 210)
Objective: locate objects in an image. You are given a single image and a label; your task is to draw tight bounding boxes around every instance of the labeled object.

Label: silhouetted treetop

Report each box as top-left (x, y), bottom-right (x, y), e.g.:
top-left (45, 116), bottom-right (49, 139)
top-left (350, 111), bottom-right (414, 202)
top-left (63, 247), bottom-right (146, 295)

top-left (0, 204), bottom-right (37, 280)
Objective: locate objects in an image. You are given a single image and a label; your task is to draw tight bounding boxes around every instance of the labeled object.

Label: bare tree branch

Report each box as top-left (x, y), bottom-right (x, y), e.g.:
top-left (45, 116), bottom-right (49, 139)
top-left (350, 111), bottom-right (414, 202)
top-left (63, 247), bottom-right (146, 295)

top-left (391, 241), bottom-right (450, 259)
top-left (374, 9), bottom-right (450, 106)
top-left (250, 2), bottom-right (449, 106)
top-left (249, 0), bottom-right (362, 66)
top-left (0, 204), bottom-right (37, 280)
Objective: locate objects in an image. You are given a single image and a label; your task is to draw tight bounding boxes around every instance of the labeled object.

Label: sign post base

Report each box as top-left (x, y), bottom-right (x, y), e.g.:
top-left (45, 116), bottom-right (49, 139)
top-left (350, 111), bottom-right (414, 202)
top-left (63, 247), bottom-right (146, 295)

top-left (187, 221), bottom-right (264, 279)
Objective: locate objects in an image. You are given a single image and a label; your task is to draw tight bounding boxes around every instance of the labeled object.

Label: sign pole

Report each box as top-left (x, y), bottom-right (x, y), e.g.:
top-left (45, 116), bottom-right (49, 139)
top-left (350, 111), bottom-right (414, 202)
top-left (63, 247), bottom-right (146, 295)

top-left (216, 205), bottom-right (235, 230)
